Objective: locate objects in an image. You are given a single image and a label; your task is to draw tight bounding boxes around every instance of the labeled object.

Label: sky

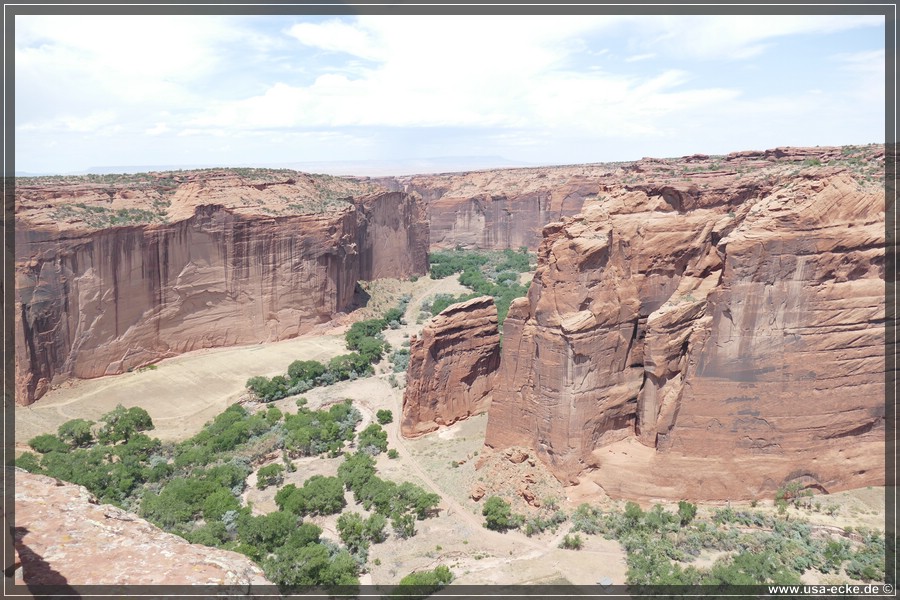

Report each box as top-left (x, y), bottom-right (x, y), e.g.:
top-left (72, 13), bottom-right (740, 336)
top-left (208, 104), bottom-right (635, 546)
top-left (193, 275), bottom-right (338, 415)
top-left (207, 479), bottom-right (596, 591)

top-left (14, 12), bottom-right (886, 175)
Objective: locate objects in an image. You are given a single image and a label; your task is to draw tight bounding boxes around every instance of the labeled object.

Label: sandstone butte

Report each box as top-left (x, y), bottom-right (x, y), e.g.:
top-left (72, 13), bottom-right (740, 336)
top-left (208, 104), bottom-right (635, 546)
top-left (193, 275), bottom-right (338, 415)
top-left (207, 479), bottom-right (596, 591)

top-left (9, 470), bottom-right (272, 587)
top-left (483, 145), bottom-right (886, 501)
top-left (401, 295), bottom-right (501, 438)
top-left (14, 170), bottom-right (428, 405)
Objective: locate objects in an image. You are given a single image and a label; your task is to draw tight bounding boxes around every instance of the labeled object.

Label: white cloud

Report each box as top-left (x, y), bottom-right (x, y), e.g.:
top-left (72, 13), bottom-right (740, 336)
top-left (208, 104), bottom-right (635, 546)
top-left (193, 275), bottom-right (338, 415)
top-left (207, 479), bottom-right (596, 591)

top-left (625, 53), bottom-right (656, 63)
top-left (191, 16), bottom-right (748, 138)
top-left (637, 15), bottom-right (883, 60)
top-left (287, 19), bottom-right (384, 61)
top-left (13, 14), bottom-right (886, 173)
top-left (145, 122), bottom-right (171, 136)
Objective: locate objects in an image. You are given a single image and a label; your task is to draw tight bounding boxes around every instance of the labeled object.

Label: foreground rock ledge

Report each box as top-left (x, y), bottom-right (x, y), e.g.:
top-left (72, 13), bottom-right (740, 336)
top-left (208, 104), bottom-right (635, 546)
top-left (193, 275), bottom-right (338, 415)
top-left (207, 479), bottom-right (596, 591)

top-left (401, 295), bottom-right (501, 438)
top-left (12, 470), bottom-right (272, 586)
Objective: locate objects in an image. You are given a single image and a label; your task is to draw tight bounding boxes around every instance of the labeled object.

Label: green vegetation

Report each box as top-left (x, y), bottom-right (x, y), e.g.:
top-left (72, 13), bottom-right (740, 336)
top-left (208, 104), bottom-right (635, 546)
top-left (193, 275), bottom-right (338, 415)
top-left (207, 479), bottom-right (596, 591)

top-left (282, 400), bottom-right (361, 457)
top-left (338, 451), bottom-right (440, 525)
top-left (482, 496), bottom-right (522, 531)
top-left (275, 476), bottom-right (346, 516)
top-left (246, 299), bottom-right (410, 402)
top-left (376, 409), bottom-right (394, 425)
top-left (337, 511), bottom-right (387, 555)
top-left (566, 500), bottom-right (887, 589)
top-left (390, 348), bottom-right (410, 373)
top-left (357, 423), bottom-right (389, 455)
top-left (16, 395), bottom-right (444, 590)
top-left (50, 202), bottom-right (170, 228)
top-left (256, 464), bottom-right (284, 489)
top-left (57, 418), bottom-right (95, 448)
top-left (392, 565), bottom-right (454, 599)
top-left (559, 533), bottom-right (584, 550)
top-left (97, 405), bottom-right (153, 444)
top-left (19, 407), bottom-right (160, 505)
top-left (424, 249), bottom-right (534, 327)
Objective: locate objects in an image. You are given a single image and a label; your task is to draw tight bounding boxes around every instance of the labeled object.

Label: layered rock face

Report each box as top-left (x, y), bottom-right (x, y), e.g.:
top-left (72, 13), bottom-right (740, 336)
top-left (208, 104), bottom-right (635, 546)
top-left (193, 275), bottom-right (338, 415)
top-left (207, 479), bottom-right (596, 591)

top-left (14, 171), bottom-right (427, 405)
top-left (378, 167), bottom-right (604, 250)
top-left (12, 470), bottom-right (272, 586)
top-left (484, 147), bottom-right (886, 500)
top-left (401, 296), bottom-right (501, 438)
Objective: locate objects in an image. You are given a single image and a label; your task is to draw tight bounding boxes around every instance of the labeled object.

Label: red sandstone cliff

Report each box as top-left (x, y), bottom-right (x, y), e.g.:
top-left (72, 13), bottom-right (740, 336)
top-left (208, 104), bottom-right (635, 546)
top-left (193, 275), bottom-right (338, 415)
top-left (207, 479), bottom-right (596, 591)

top-left (376, 168), bottom-right (603, 250)
top-left (401, 296), bottom-right (501, 438)
top-left (483, 146), bottom-right (886, 500)
top-left (12, 470), bottom-right (272, 586)
top-left (14, 171), bottom-right (427, 405)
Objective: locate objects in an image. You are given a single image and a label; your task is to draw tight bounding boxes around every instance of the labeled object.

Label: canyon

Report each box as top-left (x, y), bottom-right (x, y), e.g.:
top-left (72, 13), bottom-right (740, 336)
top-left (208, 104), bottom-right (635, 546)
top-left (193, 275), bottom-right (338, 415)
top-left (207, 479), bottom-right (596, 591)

top-left (14, 171), bottom-right (427, 404)
top-left (13, 145), bottom-right (886, 503)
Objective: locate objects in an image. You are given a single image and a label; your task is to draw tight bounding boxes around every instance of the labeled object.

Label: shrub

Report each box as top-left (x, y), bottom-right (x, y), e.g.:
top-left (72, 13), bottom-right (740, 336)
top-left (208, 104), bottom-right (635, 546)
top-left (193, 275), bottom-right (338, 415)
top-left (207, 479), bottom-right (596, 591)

top-left (390, 349), bottom-right (410, 373)
top-left (376, 410), bottom-right (393, 425)
top-left (571, 503), bottom-right (604, 534)
top-left (265, 406), bottom-right (283, 425)
top-left (346, 319), bottom-right (387, 351)
top-left (15, 452), bottom-right (42, 472)
top-left (395, 565), bottom-right (453, 598)
top-left (387, 449), bottom-right (399, 459)
top-left (29, 433), bottom-right (69, 454)
top-left (676, 501), bottom-right (697, 527)
top-left (482, 496), bottom-right (515, 531)
top-left (392, 513), bottom-right (417, 539)
top-left (559, 533), bottom-right (583, 550)
top-left (256, 463), bottom-right (285, 489)
top-left (357, 424), bottom-right (388, 455)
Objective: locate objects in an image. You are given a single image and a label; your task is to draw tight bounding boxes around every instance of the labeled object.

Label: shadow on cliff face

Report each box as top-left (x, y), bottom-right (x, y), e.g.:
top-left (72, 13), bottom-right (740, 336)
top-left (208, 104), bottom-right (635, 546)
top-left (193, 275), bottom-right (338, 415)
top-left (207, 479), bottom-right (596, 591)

top-left (346, 281), bottom-right (372, 312)
top-left (12, 526), bottom-right (81, 596)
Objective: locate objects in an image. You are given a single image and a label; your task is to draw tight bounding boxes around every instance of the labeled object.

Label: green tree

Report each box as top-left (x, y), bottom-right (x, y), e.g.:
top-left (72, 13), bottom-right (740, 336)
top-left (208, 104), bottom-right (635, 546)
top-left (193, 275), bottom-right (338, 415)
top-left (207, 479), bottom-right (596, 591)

top-left (98, 405), bottom-right (153, 444)
top-left (256, 464), bottom-right (285, 489)
top-left (677, 500), bottom-right (697, 527)
top-left (15, 452), bottom-right (42, 473)
top-left (376, 410), bottom-right (393, 425)
top-left (365, 513), bottom-right (387, 543)
top-left (287, 360), bottom-right (327, 383)
top-left (337, 512), bottom-right (368, 553)
top-left (395, 565), bottom-right (453, 598)
top-left (482, 496), bottom-right (515, 531)
top-left (28, 433), bottom-right (69, 454)
top-left (392, 513), bottom-right (416, 539)
top-left (624, 501), bottom-right (644, 529)
top-left (57, 418), bottom-right (95, 448)
top-left (338, 451), bottom-right (377, 493)
top-left (357, 423), bottom-right (388, 455)
top-left (276, 476), bottom-right (346, 516)
top-left (237, 510), bottom-right (299, 561)
top-left (203, 488), bottom-right (240, 521)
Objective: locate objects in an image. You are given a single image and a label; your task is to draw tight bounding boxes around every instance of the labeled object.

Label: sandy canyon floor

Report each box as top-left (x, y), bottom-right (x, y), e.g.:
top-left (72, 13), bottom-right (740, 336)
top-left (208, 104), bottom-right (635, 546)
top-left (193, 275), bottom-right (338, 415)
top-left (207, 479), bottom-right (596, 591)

top-left (13, 274), bottom-right (887, 586)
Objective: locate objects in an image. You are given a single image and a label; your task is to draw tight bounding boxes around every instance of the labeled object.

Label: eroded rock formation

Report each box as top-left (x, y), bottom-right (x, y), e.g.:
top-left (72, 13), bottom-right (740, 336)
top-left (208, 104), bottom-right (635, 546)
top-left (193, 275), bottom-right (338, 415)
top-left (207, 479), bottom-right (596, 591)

top-left (484, 147), bottom-right (886, 500)
top-left (377, 168), bottom-right (603, 250)
top-left (13, 470), bottom-right (272, 586)
top-left (14, 171), bottom-right (427, 404)
top-left (401, 296), bottom-right (501, 438)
